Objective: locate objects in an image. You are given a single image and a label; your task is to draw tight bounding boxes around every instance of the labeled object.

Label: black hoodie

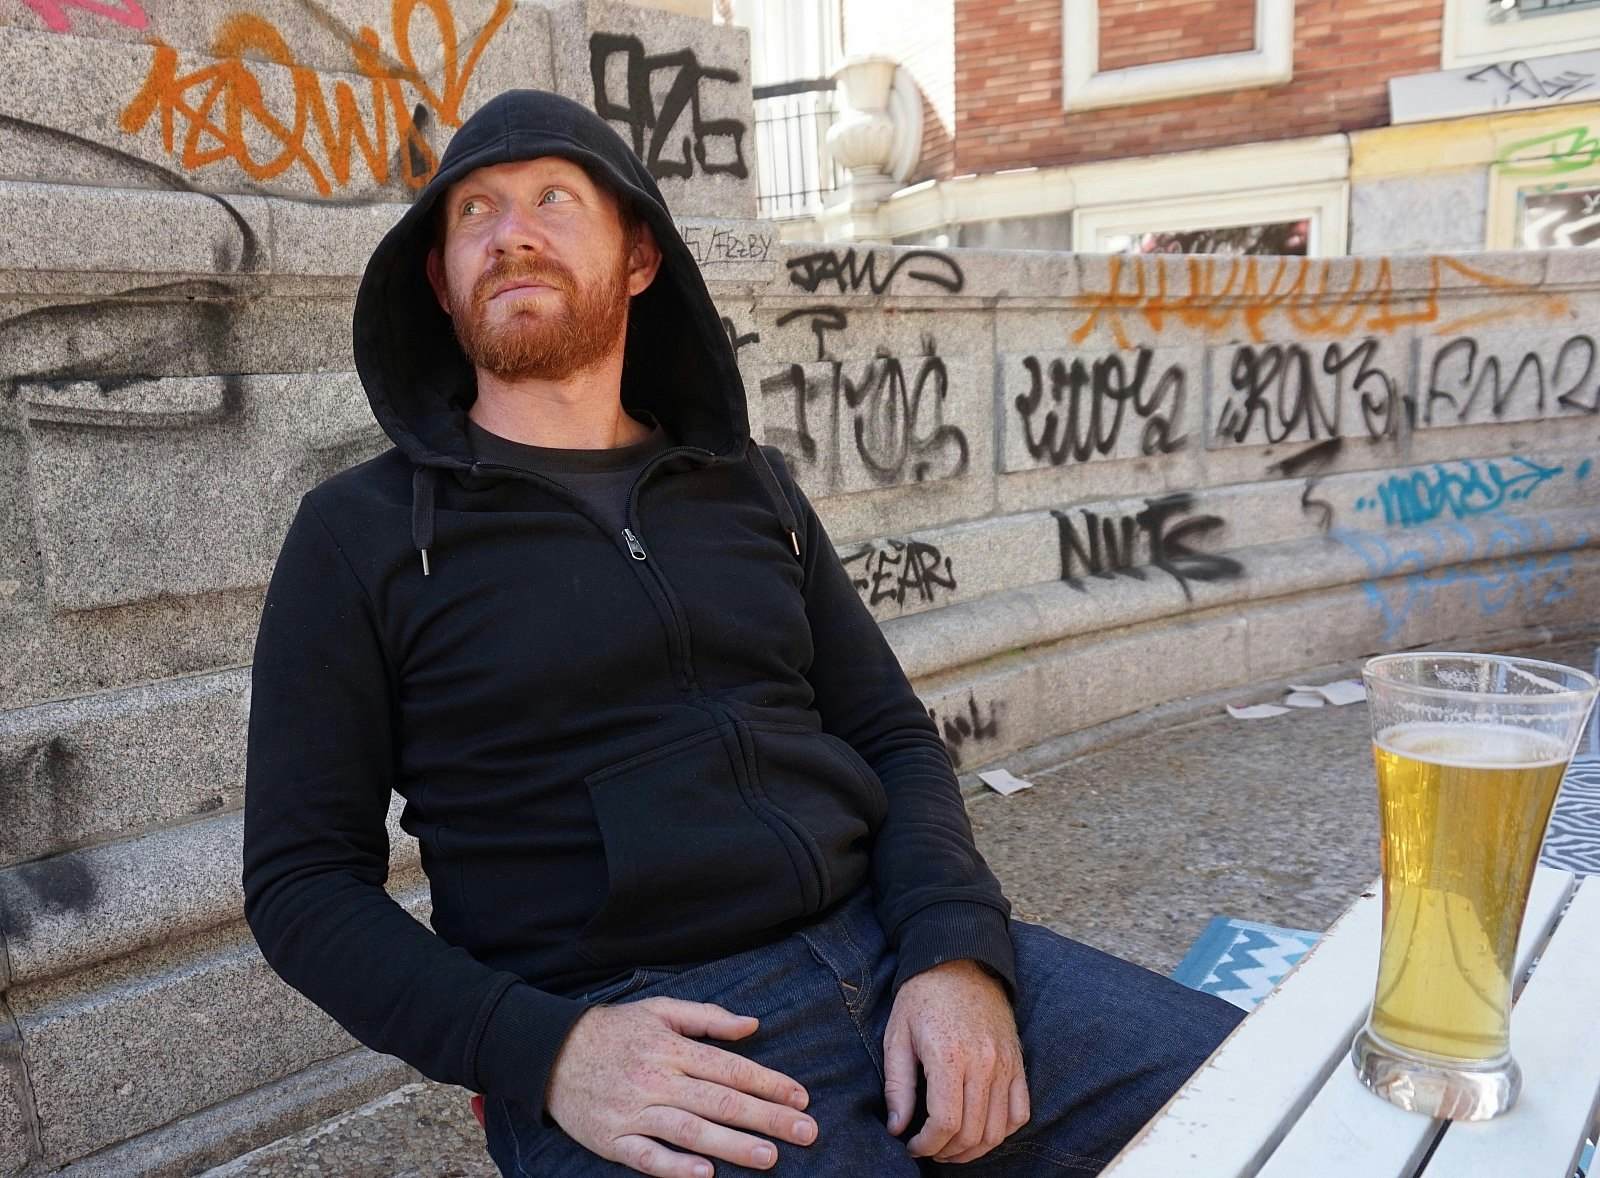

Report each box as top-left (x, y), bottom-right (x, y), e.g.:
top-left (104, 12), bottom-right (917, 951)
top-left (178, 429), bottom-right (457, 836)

top-left (242, 90), bottom-right (1013, 1119)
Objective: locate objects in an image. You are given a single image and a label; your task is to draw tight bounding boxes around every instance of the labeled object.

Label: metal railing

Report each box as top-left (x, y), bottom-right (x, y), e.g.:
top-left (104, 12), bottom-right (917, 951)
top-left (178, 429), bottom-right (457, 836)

top-left (752, 78), bottom-right (843, 221)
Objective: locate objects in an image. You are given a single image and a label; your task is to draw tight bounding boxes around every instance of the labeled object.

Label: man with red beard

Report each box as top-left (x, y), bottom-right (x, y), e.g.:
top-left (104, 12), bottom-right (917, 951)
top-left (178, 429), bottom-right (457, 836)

top-left (244, 90), bottom-right (1241, 1178)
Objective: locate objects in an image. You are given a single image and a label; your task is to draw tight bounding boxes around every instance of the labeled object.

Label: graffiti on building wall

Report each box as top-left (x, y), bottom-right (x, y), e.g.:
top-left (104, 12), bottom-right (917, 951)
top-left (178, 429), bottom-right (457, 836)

top-left (1496, 125), bottom-right (1600, 178)
top-left (1213, 338), bottom-right (1400, 446)
top-left (1423, 335), bottom-right (1600, 426)
top-left (1520, 187), bottom-right (1600, 250)
top-left (119, 0), bottom-right (512, 196)
top-left (762, 310), bottom-right (970, 489)
top-left (1052, 492), bottom-right (1242, 601)
top-left (1012, 350), bottom-right (1187, 467)
top-left (1069, 255), bottom-right (1567, 350)
top-left (841, 536), bottom-right (958, 609)
top-left (927, 695), bottom-right (1002, 769)
top-left (1354, 457), bottom-right (1583, 528)
top-left (1468, 61), bottom-right (1595, 109)
top-left (590, 32), bottom-right (748, 181)
top-left (786, 248), bottom-right (964, 296)
top-left (1337, 516), bottom-right (1587, 644)
top-left (19, 0), bottom-right (146, 34)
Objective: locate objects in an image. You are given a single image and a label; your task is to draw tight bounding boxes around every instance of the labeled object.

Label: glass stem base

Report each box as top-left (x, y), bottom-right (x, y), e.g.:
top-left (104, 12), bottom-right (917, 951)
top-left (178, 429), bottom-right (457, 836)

top-left (1351, 1026), bottom-right (1521, 1121)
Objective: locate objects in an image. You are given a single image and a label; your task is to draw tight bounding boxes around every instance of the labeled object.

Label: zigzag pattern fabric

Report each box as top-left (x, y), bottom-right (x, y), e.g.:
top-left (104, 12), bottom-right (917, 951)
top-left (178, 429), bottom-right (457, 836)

top-left (1541, 755), bottom-right (1600, 879)
top-left (1171, 918), bottom-right (1320, 1011)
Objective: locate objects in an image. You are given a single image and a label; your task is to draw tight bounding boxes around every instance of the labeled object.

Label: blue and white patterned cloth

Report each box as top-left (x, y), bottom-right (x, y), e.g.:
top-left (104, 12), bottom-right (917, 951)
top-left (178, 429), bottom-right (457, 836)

top-left (1541, 755), bottom-right (1600, 878)
top-left (1170, 917), bottom-right (1321, 1011)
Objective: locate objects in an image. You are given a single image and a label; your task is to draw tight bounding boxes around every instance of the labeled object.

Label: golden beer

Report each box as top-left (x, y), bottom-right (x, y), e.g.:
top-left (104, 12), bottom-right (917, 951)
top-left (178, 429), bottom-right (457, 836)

top-left (1369, 722), bottom-right (1568, 1062)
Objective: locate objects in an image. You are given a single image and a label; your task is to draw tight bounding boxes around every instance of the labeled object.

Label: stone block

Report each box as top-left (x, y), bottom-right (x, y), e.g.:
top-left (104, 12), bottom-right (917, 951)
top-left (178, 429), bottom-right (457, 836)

top-left (266, 199), bottom-right (407, 278)
top-left (0, 182), bottom-right (269, 274)
top-left (1, 795), bottom-right (420, 988)
top-left (1350, 174), bottom-right (1486, 255)
top-left (1414, 327), bottom-right (1600, 431)
top-left (677, 217), bottom-right (779, 284)
top-left (1543, 245), bottom-right (1600, 288)
top-left (1244, 587), bottom-right (1386, 683)
top-left (0, 1022), bottom-right (35, 1175)
top-left (22, 371), bottom-right (386, 613)
top-left (0, 583), bottom-right (264, 713)
top-left (0, 668), bottom-right (247, 867)
top-left (1331, 449), bottom-right (1597, 534)
top-left (14, 876), bottom-right (430, 1167)
top-left (0, 430), bottom-right (42, 621)
top-left (545, 0), bottom-right (755, 218)
top-left (843, 511), bottom-right (1056, 626)
top-left (997, 344), bottom-right (1195, 473)
top-left (0, 1), bottom-right (534, 204)
top-left (920, 665), bottom-right (1040, 773)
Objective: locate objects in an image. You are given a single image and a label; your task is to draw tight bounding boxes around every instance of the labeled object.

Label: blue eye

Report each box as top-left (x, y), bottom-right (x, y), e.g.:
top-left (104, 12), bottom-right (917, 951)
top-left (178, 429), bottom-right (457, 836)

top-left (541, 188), bottom-right (574, 205)
top-left (460, 198), bottom-right (488, 216)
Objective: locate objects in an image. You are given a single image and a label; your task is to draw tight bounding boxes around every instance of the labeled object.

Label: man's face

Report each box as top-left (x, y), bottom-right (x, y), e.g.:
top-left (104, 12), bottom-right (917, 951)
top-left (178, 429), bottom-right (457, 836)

top-left (425, 156), bottom-right (660, 383)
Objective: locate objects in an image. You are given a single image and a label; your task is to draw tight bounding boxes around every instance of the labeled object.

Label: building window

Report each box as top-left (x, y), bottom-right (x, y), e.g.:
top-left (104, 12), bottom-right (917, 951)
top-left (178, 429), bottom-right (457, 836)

top-left (1487, 125), bottom-right (1600, 248)
top-left (1061, 0), bottom-right (1293, 112)
top-left (1102, 221), bottom-right (1311, 256)
top-left (1443, 0), bottom-right (1600, 68)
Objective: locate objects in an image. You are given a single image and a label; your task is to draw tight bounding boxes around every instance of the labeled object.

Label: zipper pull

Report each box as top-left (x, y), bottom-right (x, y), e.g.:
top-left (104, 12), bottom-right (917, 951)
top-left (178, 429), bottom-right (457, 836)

top-left (623, 528), bottom-right (647, 561)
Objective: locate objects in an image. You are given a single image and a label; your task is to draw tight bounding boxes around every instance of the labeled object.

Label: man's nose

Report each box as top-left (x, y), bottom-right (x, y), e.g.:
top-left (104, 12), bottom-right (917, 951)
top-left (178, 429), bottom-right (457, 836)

top-left (490, 204), bottom-right (546, 254)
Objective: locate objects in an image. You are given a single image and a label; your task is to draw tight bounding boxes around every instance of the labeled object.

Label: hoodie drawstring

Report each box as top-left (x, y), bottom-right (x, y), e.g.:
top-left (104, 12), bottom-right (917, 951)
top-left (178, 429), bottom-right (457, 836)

top-left (412, 465), bottom-right (437, 576)
top-left (746, 440), bottom-right (803, 562)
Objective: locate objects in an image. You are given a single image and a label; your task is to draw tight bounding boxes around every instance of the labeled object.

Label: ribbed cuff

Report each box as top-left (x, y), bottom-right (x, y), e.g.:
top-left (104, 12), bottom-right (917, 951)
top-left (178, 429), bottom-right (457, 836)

top-left (470, 981), bottom-right (592, 1119)
top-left (892, 899), bottom-right (1017, 1000)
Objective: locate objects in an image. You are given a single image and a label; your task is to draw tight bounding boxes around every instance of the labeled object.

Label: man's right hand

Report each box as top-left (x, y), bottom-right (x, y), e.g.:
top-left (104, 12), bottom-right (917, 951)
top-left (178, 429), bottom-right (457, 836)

top-left (545, 996), bottom-right (817, 1177)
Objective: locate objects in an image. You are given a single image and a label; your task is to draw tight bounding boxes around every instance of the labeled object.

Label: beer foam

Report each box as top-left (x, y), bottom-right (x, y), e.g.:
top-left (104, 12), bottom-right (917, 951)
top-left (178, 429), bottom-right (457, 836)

top-left (1377, 722), bottom-right (1567, 768)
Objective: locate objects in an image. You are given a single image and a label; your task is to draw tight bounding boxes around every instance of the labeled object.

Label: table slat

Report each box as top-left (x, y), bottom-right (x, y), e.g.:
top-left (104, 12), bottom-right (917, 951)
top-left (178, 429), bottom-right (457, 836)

top-left (1424, 876), bottom-right (1600, 1177)
top-left (1100, 885), bottom-right (1383, 1176)
top-left (1255, 866), bottom-right (1575, 1178)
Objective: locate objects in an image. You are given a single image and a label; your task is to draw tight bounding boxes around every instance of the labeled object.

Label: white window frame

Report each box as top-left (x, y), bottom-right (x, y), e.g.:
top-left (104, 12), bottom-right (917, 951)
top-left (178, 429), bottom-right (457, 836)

top-left (1061, 0), bottom-right (1295, 112)
top-left (1071, 135), bottom-right (1349, 256)
top-left (1442, 0), bottom-right (1600, 70)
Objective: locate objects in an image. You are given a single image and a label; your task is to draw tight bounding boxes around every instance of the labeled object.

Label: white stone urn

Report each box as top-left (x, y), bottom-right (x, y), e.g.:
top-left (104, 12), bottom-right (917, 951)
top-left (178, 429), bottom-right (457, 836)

top-left (826, 56), bottom-right (901, 195)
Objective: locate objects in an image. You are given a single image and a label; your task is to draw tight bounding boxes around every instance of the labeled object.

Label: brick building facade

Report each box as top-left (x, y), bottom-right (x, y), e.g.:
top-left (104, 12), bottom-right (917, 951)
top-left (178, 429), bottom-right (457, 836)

top-left (735, 0), bottom-right (1600, 254)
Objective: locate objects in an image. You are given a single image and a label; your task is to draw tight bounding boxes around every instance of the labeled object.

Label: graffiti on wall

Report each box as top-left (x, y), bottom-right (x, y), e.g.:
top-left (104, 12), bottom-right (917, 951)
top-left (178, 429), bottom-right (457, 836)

top-left (1336, 516), bottom-right (1587, 644)
top-left (842, 536), bottom-right (958, 609)
top-left (1052, 492), bottom-right (1243, 601)
top-left (1213, 338), bottom-right (1400, 446)
top-left (1354, 457), bottom-right (1585, 528)
top-left (1011, 349), bottom-right (1187, 467)
top-left (590, 33), bottom-right (748, 181)
top-left (786, 248), bottom-right (965, 296)
top-left (1069, 255), bottom-right (1567, 350)
top-left (20, 0), bottom-right (146, 33)
top-left (120, 0), bottom-right (512, 196)
top-left (762, 309), bottom-right (970, 490)
top-left (927, 695), bottom-right (1002, 769)
top-left (1422, 335), bottom-right (1600, 426)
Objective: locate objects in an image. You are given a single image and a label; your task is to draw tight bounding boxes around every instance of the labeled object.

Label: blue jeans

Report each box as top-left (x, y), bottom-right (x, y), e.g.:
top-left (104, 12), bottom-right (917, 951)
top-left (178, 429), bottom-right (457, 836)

top-left (484, 889), bottom-right (1243, 1175)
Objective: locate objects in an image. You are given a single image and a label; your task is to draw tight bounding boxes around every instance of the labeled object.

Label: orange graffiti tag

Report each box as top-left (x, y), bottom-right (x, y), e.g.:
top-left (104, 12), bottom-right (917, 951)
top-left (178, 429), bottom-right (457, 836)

top-left (1070, 255), bottom-right (1568, 350)
top-left (119, 0), bottom-right (511, 196)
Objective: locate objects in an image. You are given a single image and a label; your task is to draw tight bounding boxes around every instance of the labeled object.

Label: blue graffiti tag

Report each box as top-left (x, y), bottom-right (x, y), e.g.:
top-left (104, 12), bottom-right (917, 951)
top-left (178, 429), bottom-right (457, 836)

top-left (1353, 457), bottom-right (1566, 527)
top-left (1335, 515), bottom-right (1587, 644)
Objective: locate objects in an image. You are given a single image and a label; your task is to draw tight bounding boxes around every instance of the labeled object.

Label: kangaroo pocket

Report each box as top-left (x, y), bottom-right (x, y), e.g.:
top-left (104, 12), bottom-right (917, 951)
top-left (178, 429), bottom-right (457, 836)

top-left (576, 721), bottom-right (886, 969)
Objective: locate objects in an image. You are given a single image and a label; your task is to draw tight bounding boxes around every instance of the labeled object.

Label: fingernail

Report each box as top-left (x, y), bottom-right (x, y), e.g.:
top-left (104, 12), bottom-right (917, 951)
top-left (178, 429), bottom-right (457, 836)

top-left (789, 1090), bottom-right (808, 1109)
top-left (694, 1166), bottom-right (711, 1178)
top-left (794, 1119), bottom-right (815, 1143)
top-left (754, 1145), bottom-right (774, 1166)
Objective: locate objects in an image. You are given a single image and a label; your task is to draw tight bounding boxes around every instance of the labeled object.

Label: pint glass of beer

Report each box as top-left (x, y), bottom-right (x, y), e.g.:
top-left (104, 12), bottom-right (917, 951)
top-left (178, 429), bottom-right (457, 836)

top-left (1351, 652), bottom-right (1598, 1120)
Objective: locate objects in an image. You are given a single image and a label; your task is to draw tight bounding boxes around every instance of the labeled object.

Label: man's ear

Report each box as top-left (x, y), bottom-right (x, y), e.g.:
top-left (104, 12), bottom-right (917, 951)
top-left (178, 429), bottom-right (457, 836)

top-left (627, 221), bottom-right (663, 297)
top-left (425, 244), bottom-right (451, 315)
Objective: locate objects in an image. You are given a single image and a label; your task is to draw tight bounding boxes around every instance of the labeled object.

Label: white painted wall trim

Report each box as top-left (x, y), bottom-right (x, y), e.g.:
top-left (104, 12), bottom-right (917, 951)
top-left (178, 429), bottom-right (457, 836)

top-left (868, 134), bottom-right (1349, 251)
top-left (1073, 180), bottom-right (1349, 256)
top-left (1061, 0), bottom-right (1295, 112)
top-left (1442, 0), bottom-right (1600, 70)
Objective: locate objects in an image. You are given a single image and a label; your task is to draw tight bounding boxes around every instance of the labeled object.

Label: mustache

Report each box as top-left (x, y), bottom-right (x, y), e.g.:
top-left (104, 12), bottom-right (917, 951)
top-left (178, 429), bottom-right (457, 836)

top-left (471, 257), bottom-right (576, 307)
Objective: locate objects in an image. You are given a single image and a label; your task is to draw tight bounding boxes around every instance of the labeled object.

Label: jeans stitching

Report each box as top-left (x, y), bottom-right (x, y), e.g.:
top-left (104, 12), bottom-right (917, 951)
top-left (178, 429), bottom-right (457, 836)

top-left (498, 1099), bottom-right (534, 1178)
top-left (834, 918), bottom-right (871, 1018)
top-left (971, 1139), bottom-right (1109, 1172)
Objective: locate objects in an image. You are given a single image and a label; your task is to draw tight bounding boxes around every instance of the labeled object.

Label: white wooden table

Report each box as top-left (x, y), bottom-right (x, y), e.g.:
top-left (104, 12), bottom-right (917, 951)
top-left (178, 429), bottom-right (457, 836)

top-left (1104, 866), bottom-right (1600, 1178)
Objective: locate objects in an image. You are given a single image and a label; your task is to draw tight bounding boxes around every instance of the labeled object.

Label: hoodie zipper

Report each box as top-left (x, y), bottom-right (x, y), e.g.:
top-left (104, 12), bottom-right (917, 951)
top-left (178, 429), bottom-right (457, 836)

top-left (468, 447), bottom-right (829, 904)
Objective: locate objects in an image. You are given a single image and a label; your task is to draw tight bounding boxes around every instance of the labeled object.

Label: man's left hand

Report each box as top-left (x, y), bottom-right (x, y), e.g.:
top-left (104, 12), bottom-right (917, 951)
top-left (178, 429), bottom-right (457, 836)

top-left (883, 959), bottom-right (1030, 1163)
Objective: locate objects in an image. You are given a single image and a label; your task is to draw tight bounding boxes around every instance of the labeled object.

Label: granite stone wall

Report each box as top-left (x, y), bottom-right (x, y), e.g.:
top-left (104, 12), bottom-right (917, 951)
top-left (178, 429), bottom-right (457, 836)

top-left (0, 3), bottom-right (1596, 1174)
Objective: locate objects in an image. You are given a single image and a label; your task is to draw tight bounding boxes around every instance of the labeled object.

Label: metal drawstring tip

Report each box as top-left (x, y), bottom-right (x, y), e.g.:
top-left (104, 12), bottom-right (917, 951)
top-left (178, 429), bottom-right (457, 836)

top-left (420, 549), bottom-right (431, 577)
top-left (788, 531), bottom-right (801, 557)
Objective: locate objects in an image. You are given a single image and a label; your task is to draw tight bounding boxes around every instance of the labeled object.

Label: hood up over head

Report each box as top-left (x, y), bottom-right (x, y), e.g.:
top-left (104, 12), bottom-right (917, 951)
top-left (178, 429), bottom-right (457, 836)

top-left (351, 89), bottom-right (796, 574)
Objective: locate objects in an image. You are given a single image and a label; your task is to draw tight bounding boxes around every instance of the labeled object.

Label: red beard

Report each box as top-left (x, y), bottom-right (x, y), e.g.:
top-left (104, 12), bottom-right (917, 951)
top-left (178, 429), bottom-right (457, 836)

top-left (447, 251), bottom-right (631, 382)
